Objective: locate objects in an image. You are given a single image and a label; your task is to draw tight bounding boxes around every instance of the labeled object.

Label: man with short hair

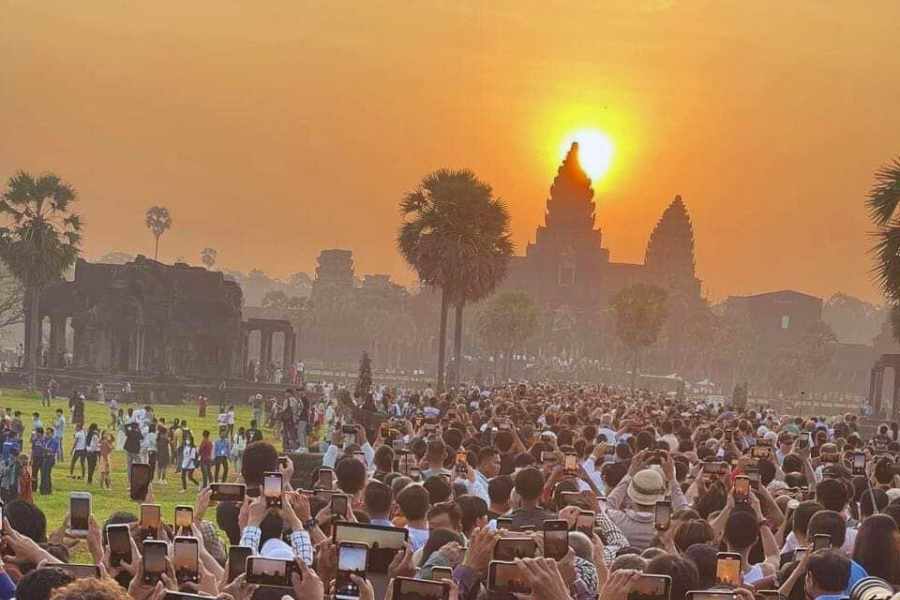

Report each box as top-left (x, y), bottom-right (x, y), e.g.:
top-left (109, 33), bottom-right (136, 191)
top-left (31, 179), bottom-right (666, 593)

top-left (509, 467), bottom-right (555, 530)
top-left (397, 484), bottom-right (431, 551)
top-left (464, 446), bottom-right (500, 503)
top-left (487, 475), bottom-right (514, 519)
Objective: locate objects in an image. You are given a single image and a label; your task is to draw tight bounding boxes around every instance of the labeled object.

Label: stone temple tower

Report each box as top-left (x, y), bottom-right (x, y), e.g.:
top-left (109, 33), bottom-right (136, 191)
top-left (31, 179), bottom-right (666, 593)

top-left (644, 195), bottom-right (701, 297)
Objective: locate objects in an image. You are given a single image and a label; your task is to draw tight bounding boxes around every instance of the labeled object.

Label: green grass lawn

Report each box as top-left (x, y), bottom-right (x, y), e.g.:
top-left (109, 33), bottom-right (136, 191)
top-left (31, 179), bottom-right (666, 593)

top-left (0, 388), bottom-right (281, 560)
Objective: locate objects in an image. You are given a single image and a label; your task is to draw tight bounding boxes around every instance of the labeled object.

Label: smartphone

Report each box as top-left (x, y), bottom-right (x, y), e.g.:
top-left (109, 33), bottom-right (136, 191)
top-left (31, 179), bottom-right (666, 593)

top-left (141, 504), bottom-right (161, 537)
top-left (751, 446), bottom-right (771, 460)
top-left (246, 557), bottom-right (294, 587)
top-left (576, 510), bottom-right (595, 537)
top-left (488, 561), bottom-right (530, 594)
top-left (56, 564), bottom-right (101, 578)
top-left (756, 591), bottom-right (781, 600)
top-left (627, 574), bottom-right (672, 600)
top-left (107, 524), bottom-right (133, 567)
top-left (331, 493), bottom-right (350, 519)
top-left (495, 517), bottom-right (513, 530)
top-left (174, 536), bottom-right (200, 584)
top-left (455, 451), bottom-right (468, 477)
top-left (393, 576), bottom-right (450, 599)
top-left (142, 540), bottom-right (168, 584)
top-left (725, 429), bottom-right (734, 443)
top-left (559, 491), bottom-right (583, 508)
top-left (746, 468), bottom-right (761, 491)
top-left (716, 552), bottom-right (742, 587)
top-left (493, 537), bottom-right (537, 561)
top-left (130, 463), bottom-right (153, 502)
top-left (68, 492), bottom-right (91, 537)
top-left (794, 547), bottom-right (807, 560)
top-left (210, 483), bottom-right (246, 503)
top-left (335, 542), bottom-right (369, 600)
top-left (813, 534), bottom-right (831, 551)
top-left (317, 468), bottom-right (335, 490)
top-left (175, 506), bottom-right (193, 530)
top-left (342, 425), bottom-right (357, 435)
top-left (564, 453), bottom-right (578, 473)
top-left (431, 566), bottom-right (454, 583)
top-left (795, 437), bottom-right (809, 450)
top-left (733, 476), bottom-right (750, 502)
top-left (263, 471), bottom-right (283, 508)
top-left (541, 451), bottom-right (556, 465)
top-left (543, 519), bottom-right (569, 560)
top-left (227, 545), bottom-right (253, 583)
top-left (850, 452), bottom-right (866, 476)
top-left (655, 500), bottom-right (672, 531)
top-left (686, 592), bottom-right (737, 600)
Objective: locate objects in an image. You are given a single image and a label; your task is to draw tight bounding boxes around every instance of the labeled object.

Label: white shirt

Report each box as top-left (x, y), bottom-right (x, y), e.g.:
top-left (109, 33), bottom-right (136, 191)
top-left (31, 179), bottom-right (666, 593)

top-left (73, 430), bottom-right (87, 451)
top-left (181, 446), bottom-right (198, 470)
top-left (406, 526), bottom-right (430, 552)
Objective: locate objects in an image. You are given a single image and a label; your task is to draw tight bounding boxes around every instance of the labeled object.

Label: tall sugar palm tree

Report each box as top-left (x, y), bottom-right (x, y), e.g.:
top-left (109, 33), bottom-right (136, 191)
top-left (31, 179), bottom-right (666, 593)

top-left (0, 172), bottom-right (82, 388)
top-left (398, 169), bottom-right (512, 391)
top-left (868, 157), bottom-right (900, 339)
top-left (145, 206), bottom-right (172, 260)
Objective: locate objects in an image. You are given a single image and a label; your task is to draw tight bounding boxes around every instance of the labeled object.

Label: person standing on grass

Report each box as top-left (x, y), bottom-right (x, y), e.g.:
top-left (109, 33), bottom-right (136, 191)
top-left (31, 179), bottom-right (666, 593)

top-left (53, 409), bottom-right (65, 461)
top-left (123, 422), bottom-right (143, 482)
top-left (198, 393), bottom-right (207, 418)
top-left (70, 422), bottom-right (86, 480)
top-left (85, 423), bottom-right (100, 484)
top-left (226, 405), bottom-right (235, 438)
top-left (98, 430), bottom-right (112, 489)
top-left (41, 426), bottom-right (58, 494)
top-left (180, 431), bottom-right (199, 492)
top-left (213, 427), bottom-right (231, 482)
top-left (144, 421), bottom-right (157, 480)
top-left (156, 423), bottom-right (170, 483)
top-left (232, 426), bottom-right (246, 475)
top-left (30, 426), bottom-right (44, 492)
top-left (198, 430), bottom-right (213, 488)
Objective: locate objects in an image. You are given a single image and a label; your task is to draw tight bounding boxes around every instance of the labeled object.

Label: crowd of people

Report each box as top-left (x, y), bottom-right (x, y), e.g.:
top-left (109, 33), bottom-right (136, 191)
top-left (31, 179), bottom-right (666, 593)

top-left (0, 382), bottom-right (898, 600)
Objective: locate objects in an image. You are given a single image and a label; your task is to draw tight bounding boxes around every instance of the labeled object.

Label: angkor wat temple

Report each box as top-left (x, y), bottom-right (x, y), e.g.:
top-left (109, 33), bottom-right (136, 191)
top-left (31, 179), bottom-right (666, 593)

top-left (503, 142), bottom-right (702, 312)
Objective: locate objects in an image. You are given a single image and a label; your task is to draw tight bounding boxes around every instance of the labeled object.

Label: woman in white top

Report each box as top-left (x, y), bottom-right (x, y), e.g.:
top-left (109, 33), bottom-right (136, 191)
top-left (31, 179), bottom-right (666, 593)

top-left (180, 433), bottom-right (199, 492)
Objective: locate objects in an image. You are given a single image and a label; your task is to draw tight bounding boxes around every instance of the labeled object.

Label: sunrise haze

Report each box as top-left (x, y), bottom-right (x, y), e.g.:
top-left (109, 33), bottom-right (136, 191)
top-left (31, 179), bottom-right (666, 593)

top-left (3, 1), bottom-right (899, 303)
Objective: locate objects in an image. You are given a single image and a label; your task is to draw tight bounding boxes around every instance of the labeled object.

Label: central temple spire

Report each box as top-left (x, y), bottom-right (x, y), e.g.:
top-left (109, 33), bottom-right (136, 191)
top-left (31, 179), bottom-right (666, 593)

top-left (545, 142), bottom-right (597, 231)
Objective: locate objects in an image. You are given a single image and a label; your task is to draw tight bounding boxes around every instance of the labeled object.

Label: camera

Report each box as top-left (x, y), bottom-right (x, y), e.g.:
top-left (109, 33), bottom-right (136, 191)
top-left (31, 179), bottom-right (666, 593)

top-left (850, 577), bottom-right (900, 600)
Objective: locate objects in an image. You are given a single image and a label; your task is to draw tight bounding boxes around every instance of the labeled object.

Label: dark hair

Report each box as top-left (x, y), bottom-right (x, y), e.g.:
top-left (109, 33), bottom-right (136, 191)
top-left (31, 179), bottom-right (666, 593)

top-left (397, 484), bottom-right (430, 521)
top-left (674, 519), bottom-right (715, 553)
top-left (373, 445), bottom-right (394, 473)
top-left (423, 475), bottom-right (452, 504)
top-left (807, 510), bottom-right (847, 548)
top-left (851, 514), bottom-right (900, 585)
top-left (807, 550), bottom-right (850, 593)
top-left (683, 543), bottom-right (718, 589)
top-left (724, 510), bottom-right (759, 551)
top-left (488, 475), bottom-right (514, 506)
top-left (883, 502), bottom-right (900, 527)
top-left (859, 487), bottom-right (889, 519)
top-left (6, 499), bottom-right (47, 542)
top-left (456, 495), bottom-right (488, 535)
top-left (241, 441), bottom-right (278, 486)
top-left (645, 554), bottom-right (699, 600)
top-left (477, 446), bottom-right (500, 466)
top-left (335, 456), bottom-right (367, 495)
top-left (363, 480), bottom-right (392, 516)
top-left (427, 501), bottom-right (462, 530)
top-left (815, 479), bottom-right (848, 512)
top-left (216, 502), bottom-right (242, 545)
top-left (16, 567), bottom-right (75, 600)
top-left (793, 501), bottom-right (825, 540)
top-left (514, 467), bottom-right (544, 502)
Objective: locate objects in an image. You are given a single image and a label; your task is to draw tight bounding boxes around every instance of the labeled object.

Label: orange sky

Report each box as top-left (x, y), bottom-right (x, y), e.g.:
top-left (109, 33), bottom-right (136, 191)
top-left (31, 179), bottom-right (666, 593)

top-left (2, 1), bottom-right (899, 303)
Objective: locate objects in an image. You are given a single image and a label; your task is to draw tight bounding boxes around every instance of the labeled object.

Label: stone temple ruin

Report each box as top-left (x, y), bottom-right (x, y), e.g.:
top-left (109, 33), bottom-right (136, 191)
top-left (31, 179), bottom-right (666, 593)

top-left (26, 256), bottom-right (294, 380)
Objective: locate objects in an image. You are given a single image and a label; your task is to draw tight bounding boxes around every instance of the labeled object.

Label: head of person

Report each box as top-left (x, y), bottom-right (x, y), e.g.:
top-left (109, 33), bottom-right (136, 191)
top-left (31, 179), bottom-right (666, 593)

top-left (363, 480), bottom-right (392, 518)
top-left (423, 475), bottom-right (452, 504)
top-left (627, 469), bottom-right (667, 511)
top-left (16, 567), bottom-right (74, 600)
top-left (373, 445), bottom-right (394, 473)
top-left (815, 478), bottom-right (849, 513)
top-left (477, 447), bottom-right (501, 477)
top-left (851, 514), bottom-right (900, 585)
top-left (674, 519), bottom-right (715, 553)
top-left (806, 510), bottom-right (847, 550)
top-left (48, 578), bottom-right (131, 600)
top-left (514, 467), bottom-right (545, 504)
top-left (397, 484), bottom-right (430, 522)
top-left (610, 554), bottom-right (647, 574)
top-left (683, 543), bottom-right (718, 589)
top-left (805, 550), bottom-right (850, 598)
top-left (6, 499), bottom-right (47, 543)
top-left (241, 441), bottom-right (279, 487)
top-left (792, 500), bottom-right (825, 545)
top-left (335, 455), bottom-right (367, 495)
top-left (488, 475), bottom-right (514, 509)
top-left (420, 528), bottom-right (465, 566)
top-left (456, 494), bottom-right (488, 536)
top-left (427, 501), bottom-right (462, 531)
top-left (724, 510), bottom-right (759, 553)
top-left (645, 554), bottom-right (699, 600)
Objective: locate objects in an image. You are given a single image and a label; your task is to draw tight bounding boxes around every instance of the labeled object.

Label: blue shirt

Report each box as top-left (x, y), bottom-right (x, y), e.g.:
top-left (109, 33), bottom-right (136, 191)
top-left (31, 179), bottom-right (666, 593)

top-left (214, 438), bottom-right (231, 458)
top-left (846, 559), bottom-right (868, 594)
top-left (43, 437), bottom-right (60, 456)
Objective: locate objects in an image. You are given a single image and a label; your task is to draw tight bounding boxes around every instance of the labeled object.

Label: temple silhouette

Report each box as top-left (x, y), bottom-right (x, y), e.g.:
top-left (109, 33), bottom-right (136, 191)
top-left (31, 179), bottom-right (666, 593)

top-left (503, 142), bottom-right (702, 311)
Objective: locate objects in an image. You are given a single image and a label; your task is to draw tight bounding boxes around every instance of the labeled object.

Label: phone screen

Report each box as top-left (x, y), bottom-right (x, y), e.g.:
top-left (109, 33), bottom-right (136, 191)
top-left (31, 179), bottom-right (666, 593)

top-left (141, 504), bottom-right (161, 533)
top-left (174, 538), bottom-right (199, 583)
top-left (143, 541), bottom-right (167, 583)
top-left (318, 469), bottom-right (334, 489)
top-left (228, 546), bottom-right (253, 583)
top-left (565, 454), bottom-right (577, 471)
top-left (264, 473), bottom-right (283, 507)
top-left (70, 494), bottom-right (90, 532)
top-left (247, 557), bottom-right (290, 587)
top-left (211, 483), bottom-right (246, 503)
top-left (655, 502), bottom-right (671, 531)
top-left (852, 453), bottom-right (866, 472)
top-left (543, 527), bottom-right (569, 560)
top-left (627, 575), bottom-right (671, 600)
top-left (396, 577), bottom-right (449, 599)
top-left (716, 555), bottom-right (742, 586)
top-left (336, 545), bottom-right (368, 600)
top-left (175, 507), bottom-right (193, 529)
top-left (494, 538), bottom-right (537, 561)
top-left (733, 478), bottom-right (750, 501)
top-left (813, 535), bottom-right (831, 551)
top-left (130, 463), bottom-right (152, 501)
top-left (107, 525), bottom-right (132, 566)
top-left (332, 494), bottom-right (349, 518)
top-left (576, 511), bottom-right (595, 536)
top-left (489, 562), bottom-right (530, 594)
top-left (431, 566), bottom-right (453, 583)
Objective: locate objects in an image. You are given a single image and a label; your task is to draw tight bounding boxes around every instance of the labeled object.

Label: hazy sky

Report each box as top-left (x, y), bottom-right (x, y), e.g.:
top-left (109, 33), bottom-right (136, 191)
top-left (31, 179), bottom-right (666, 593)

top-left (3, 1), bottom-right (899, 302)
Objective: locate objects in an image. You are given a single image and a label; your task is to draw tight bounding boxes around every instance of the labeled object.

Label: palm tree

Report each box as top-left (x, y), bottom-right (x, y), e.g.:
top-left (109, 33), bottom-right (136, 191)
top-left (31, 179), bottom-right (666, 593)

top-left (200, 247), bottom-right (217, 269)
top-left (612, 283), bottom-right (668, 390)
top-left (868, 157), bottom-right (900, 338)
top-left (0, 172), bottom-right (82, 387)
top-left (477, 291), bottom-right (539, 380)
top-left (145, 206), bottom-right (172, 260)
top-left (398, 169), bottom-right (513, 391)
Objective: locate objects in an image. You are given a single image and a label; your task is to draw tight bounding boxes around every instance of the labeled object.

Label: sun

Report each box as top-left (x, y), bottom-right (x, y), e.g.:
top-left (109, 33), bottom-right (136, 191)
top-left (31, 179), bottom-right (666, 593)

top-left (560, 129), bottom-right (614, 181)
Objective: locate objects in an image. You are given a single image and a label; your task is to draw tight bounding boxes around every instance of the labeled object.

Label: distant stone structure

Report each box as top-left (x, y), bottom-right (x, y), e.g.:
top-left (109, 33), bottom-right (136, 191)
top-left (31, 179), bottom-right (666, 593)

top-left (28, 256), bottom-right (290, 380)
top-left (503, 142), bottom-right (702, 311)
top-left (724, 290), bottom-right (823, 347)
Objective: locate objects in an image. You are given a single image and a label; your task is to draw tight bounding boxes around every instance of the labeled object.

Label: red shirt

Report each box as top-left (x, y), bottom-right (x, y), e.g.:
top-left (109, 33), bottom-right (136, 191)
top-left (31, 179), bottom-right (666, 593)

top-left (199, 439), bottom-right (213, 463)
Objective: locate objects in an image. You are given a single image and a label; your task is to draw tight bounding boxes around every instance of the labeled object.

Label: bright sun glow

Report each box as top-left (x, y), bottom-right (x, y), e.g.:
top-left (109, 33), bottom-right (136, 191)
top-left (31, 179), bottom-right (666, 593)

top-left (560, 129), bottom-right (614, 181)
